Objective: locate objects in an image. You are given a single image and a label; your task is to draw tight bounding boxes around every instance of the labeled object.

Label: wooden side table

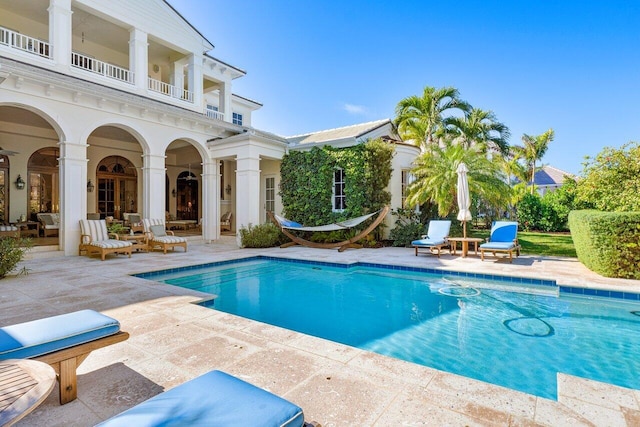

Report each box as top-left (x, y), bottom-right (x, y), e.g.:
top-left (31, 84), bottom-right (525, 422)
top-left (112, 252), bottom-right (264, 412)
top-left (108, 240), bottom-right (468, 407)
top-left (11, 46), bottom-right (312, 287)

top-left (118, 233), bottom-right (148, 252)
top-left (448, 237), bottom-right (484, 257)
top-left (0, 359), bottom-right (56, 426)
top-left (15, 221), bottom-right (40, 238)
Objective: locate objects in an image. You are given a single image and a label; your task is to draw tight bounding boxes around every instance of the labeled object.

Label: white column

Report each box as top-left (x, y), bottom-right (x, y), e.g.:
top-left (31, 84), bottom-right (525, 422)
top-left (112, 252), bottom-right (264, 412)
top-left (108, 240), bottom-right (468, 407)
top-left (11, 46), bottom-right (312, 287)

top-left (48, 0), bottom-right (72, 66)
top-left (171, 60), bottom-right (184, 96)
top-left (235, 154), bottom-right (261, 246)
top-left (142, 153), bottom-right (166, 220)
top-left (187, 54), bottom-right (203, 107)
top-left (219, 80), bottom-right (232, 123)
top-left (129, 28), bottom-right (148, 89)
top-left (58, 138), bottom-right (87, 255)
top-left (201, 159), bottom-right (219, 242)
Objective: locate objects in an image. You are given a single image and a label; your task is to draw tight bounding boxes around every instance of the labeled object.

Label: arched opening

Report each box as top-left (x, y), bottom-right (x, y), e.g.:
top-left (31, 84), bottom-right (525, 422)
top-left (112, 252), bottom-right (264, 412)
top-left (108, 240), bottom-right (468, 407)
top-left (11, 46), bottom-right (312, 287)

top-left (96, 155), bottom-right (137, 219)
top-left (176, 169), bottom-right (198, 220)
top-left (28, 147), bottom-right (59, 215)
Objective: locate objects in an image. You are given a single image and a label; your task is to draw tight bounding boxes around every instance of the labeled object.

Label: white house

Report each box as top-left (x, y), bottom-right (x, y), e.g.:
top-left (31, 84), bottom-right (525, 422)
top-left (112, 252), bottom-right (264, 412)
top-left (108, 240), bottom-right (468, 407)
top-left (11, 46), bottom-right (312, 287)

top-left (0, 0), bottom-right (417, 255)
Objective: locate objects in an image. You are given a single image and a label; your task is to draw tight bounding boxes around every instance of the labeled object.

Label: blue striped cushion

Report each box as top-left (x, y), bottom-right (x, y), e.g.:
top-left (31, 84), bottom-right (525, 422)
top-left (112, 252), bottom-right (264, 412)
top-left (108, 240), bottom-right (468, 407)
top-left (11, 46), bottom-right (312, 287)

top-left (0, 310), bottom-right (121, 359)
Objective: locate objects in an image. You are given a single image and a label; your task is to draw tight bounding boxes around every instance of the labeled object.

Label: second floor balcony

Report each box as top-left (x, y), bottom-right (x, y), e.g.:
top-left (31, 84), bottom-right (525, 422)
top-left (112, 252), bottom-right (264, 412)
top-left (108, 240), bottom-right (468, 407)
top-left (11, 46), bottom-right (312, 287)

top-left (0, 26), bottom-right (50, 58)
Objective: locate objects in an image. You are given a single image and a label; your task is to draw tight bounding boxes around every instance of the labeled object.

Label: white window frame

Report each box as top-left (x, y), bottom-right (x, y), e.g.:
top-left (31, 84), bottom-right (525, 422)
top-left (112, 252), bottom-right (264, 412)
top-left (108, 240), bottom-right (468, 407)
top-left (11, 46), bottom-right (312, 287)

top-left (232, 112), bottom-right (243, 125)
top-left (332, 168), bottom-right (346, 212)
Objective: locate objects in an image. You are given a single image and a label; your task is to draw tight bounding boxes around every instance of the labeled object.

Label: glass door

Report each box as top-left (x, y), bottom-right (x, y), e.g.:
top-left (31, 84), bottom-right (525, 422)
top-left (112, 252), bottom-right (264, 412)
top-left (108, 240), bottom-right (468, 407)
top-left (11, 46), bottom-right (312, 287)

top-left (98, 178), bottom-right (115, 218)
top-left (265, 176), bottom-right (275, 222)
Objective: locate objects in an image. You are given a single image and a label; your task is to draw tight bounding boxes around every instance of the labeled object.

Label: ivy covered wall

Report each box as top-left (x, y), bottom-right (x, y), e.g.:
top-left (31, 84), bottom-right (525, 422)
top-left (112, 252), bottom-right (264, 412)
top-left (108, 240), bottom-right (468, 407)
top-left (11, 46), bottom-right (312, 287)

top-left (280, 138), bottom-right (393, 226)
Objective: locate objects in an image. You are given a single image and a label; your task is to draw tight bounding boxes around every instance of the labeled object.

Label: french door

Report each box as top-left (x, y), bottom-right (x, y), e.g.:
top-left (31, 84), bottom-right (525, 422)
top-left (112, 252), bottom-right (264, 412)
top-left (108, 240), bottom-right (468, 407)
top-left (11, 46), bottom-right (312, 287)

top-left (265, 176), bottom-right (275, 222)
top-left (97, 177), bottom-right (137, 219)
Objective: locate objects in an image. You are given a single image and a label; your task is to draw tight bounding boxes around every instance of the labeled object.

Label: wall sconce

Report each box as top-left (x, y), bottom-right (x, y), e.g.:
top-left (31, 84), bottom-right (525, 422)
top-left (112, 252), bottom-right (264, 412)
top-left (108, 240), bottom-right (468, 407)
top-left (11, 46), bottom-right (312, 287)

top-left (87, 179), bottom-right (95, 192)
top-left (15, 174), bottom-right (25, 190)
top-left (225, 184), bottom-right (232, 195)
top-left (171, 188), bottom-right (176, 198)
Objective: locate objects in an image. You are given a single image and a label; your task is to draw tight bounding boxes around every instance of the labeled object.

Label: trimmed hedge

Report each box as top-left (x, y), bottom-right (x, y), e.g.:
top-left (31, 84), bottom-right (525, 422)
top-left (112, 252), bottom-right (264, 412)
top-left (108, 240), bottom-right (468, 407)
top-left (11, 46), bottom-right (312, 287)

top-left (568, 210), bottom-right (640, 279)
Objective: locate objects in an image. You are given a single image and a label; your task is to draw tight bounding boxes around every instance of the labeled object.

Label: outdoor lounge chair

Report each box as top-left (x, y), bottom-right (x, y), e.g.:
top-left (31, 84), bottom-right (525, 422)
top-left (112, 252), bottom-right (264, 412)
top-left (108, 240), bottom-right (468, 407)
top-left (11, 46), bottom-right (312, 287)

top-left (480, 221), bottom-right (521, 263)
top-left (0, 309), bottom-right (129, 404)
top-left (37, 213), bottom-right (60, 237)
top-left (220, 211), bottom-right (232, 231)
top-left (142, 218), bottom-right (188, 254)
top-left (79, 219), bottom-right (133, 261)
top-left (97, 370), bottom-right (312, 427)
top-left (411, 220), bottom-right (452, 257)
top-left (269, 206), bottom-right (390, 252)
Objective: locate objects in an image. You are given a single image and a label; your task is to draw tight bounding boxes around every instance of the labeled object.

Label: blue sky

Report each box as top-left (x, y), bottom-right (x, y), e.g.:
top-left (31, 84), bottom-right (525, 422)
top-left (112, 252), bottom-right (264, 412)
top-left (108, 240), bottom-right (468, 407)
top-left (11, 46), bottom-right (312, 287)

top-left (168, 0), bottom-right (640, 175)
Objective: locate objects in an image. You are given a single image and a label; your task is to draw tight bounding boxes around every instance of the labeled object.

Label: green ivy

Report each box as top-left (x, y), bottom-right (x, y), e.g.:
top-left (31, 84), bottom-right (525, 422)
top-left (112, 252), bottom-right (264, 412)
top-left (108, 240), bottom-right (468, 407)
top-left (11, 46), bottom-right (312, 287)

top-left (280, 139), bottom-right (393, 227)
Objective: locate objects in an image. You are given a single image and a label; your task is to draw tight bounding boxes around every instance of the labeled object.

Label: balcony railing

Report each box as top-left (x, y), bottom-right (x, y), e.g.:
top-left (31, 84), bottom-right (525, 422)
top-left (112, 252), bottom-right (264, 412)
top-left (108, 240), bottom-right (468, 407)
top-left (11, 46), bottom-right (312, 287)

top-left (148, 77), bottom-right (194, 103)
top-left (71, 52), bottom-right (132, 84)
top-left (205, 109), bottom-right (224, 120)
top-left (0, 26), bottom-right (50, 58)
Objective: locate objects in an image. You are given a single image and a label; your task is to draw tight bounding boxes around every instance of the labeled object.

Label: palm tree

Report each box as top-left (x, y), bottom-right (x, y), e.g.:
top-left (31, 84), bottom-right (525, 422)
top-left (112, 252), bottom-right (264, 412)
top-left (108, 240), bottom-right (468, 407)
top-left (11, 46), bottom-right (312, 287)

top-left (447, 108), bottom-right (511, 155)
top-left (513, 129), bottom-right (555, 194)
top-left (394, 86), bottom-right (470, 152)
top-left (405, 142), bottom-right (511, 217)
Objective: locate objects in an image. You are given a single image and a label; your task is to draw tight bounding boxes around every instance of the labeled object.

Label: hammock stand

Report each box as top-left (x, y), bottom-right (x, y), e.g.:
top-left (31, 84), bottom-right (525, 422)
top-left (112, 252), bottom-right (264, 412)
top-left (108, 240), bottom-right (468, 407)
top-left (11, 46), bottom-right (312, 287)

top-left (268, 206), bottom-right (390, 252)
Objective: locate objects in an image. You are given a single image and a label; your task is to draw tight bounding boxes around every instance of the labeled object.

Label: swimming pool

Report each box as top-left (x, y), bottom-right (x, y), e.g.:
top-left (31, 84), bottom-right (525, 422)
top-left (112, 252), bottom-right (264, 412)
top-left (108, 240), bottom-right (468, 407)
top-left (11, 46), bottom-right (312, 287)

top-left (136, 257), bottom-right (640, 400)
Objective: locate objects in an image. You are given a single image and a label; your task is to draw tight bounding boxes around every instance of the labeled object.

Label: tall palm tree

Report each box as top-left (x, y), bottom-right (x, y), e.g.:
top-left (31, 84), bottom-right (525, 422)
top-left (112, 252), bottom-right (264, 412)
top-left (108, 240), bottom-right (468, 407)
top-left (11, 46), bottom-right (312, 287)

top-left (405, 142), bottom-right (511, 217)
top-left (447, 108), bottom-right (511, 155)
top-left (394, 86), bottom-right (470, 152)
top-left (513, 129), bottom-right (555, 194)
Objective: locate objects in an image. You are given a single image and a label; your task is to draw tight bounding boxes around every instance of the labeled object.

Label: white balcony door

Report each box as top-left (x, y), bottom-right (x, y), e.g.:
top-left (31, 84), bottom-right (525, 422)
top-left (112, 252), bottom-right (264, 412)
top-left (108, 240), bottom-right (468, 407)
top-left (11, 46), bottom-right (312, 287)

top-left (264, 175), bottom-right (275, 222)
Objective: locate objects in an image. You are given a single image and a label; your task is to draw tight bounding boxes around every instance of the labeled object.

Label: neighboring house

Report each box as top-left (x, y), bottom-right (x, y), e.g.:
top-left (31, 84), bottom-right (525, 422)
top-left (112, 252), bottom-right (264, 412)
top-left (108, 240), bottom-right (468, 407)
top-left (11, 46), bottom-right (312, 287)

top-left (285, 120), bottom-right (420, 234)
top-left (531, 166), bottom-right (575, 196)
top-left (0, 0), bottom-right (417, 255)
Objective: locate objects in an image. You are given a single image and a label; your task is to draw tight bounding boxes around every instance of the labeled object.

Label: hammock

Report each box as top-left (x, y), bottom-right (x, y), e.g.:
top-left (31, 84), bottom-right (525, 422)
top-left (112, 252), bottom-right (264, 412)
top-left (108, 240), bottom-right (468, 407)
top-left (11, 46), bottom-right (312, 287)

top-left (268, 206), bottom-right (390, 252)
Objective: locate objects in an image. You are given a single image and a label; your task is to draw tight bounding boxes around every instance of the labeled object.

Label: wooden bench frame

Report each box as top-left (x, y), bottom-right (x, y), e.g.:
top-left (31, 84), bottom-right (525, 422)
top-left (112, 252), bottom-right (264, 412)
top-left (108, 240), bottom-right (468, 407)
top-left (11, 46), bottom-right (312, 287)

top-left (33, 331), bottom-right (129, 404)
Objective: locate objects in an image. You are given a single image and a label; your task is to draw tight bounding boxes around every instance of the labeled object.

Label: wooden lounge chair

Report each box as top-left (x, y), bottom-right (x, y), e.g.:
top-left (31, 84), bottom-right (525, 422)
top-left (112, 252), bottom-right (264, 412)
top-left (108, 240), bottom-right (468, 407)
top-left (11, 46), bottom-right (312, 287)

top-left (480, 221), bottom-right (521, 263)
top-left (79, 219), bottom-right (133, 261)
top-left (142, 218), bottom-right (188, 254)
top-left (220, 211), bottom-right (233, 231)
top-left (269, 206), bottom-right (390, 252)
top-left (37, 213), bottom-right (60, 237)
top-left (411, 220), bottom-right (452, 258)
top-left (97, 370), bottom-right (318, 427)
top-left (0, 310), bottom-right (129, 404)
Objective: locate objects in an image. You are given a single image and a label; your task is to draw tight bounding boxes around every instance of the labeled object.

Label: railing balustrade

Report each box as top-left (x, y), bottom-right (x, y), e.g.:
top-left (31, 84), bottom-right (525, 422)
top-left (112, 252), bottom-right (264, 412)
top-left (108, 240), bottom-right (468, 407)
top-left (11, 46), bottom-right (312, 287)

top-left (0, 26), bottom-right (50, 58)
top-left (147, 77), bottom-right (194, 103)
top-left (205, 109), bottom-right (224, 120)
top-left (71, 52), bottom-right (132, 83)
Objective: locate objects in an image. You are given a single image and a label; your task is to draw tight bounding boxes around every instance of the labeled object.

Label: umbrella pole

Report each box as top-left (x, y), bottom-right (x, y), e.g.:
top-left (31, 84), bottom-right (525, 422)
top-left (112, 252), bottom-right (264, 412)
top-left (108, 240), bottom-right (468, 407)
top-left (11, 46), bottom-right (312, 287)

top-left (463, 221), bottom-right (467, 238)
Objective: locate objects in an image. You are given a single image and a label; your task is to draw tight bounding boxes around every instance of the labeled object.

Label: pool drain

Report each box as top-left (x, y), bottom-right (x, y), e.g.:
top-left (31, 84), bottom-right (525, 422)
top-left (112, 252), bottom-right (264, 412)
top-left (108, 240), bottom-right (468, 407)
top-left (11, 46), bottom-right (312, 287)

top-left (438, 286), bottom-right (480, 297)
top-left (503, 317), bottom-right (555, 337)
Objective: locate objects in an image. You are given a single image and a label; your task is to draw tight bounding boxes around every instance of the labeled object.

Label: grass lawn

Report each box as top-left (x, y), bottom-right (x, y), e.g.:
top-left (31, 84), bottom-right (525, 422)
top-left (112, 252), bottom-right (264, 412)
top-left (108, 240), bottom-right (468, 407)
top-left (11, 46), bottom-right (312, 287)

top-left (470, 230), bottom-right (577, 258)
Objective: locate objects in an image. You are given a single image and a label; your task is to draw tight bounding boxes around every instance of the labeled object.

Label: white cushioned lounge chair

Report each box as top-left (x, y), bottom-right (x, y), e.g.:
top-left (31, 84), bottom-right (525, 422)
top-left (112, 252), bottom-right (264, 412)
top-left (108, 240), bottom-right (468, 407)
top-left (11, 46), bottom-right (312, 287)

top-left (143, 218), bottom-right (188, 254)
top-left (37, 213), bottom-right (60, 237)
top-left (79, 219), bottom-right (133, 261)
top-left (411, 220), bottom-right (452, 258)
top-left (480, 221), bottom-right (521, 263)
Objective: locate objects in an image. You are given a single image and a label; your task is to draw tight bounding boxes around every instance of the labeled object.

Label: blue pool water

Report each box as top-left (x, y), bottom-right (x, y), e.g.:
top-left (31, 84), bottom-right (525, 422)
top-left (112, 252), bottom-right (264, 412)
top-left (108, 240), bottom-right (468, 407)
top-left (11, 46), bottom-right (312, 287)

top-left (138, 257), bottom-right (640, 400)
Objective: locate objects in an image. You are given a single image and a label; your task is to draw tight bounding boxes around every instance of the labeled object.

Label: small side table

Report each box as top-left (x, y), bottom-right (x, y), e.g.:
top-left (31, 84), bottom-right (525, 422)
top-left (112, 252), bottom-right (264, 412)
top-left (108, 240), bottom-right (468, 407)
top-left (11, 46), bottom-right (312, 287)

top-left (119, 233), bottom-right (148, 252)
top-left (449, 237), bottom-right (484, 258)
top-left (0, 359), bottom-right (56, 426)
top-left (14, 221), bottom-right (40, 238)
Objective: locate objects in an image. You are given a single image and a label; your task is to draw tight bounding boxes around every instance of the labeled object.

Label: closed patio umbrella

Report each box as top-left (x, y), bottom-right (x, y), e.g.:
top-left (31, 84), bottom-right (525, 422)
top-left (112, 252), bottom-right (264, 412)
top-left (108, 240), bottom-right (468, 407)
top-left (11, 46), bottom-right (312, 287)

top-left (456, 162), bottom-right (472, 238)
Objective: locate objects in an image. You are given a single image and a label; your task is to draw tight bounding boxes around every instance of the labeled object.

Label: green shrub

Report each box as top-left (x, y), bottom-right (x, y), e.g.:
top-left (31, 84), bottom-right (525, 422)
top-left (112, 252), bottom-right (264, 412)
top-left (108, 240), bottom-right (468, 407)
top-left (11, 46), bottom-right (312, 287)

top-left (568, 210), bottom-right (640, 279)
top-left (389, 208), bottom-right (424, 247)
top-left (0, 238), bottom-right (31, 279)
top-left (239, 223), bottom-right (284, 248)
top-left (516, 193), bottom-right (542, 231)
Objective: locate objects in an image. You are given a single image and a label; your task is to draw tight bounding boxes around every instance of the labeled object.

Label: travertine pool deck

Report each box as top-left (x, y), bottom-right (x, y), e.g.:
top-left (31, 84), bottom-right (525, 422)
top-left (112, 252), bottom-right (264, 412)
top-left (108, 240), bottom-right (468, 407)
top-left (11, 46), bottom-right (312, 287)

top-left (4, 237), bottom-right (640, 426)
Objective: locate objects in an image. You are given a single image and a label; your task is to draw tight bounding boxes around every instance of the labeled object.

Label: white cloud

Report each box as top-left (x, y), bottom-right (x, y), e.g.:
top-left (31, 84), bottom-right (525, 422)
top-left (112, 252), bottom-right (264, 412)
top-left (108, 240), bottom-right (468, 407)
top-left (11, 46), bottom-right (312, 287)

top-left (343, 103), bottom-right (367, 115)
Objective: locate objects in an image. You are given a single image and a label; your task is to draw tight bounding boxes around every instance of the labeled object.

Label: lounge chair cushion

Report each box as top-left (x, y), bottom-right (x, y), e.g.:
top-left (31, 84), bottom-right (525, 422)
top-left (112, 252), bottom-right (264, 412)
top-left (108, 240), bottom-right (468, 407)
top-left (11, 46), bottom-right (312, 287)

top-left (0, 225), bottom-right (18, 231)
top-left (0, 310), bottom-right (121, 360)
top-left (480, 241), bottom-right (516, 250)
top-left (89, 240), bottom-right (133, 249)
top-left (149, 224), bottom-right (167, 237)
top-left (151, 235), bottom-right (187, 244)
top-left (97, 370), bottom-right (304, 427)
top-left (411, 238), bottom-right (446, 247)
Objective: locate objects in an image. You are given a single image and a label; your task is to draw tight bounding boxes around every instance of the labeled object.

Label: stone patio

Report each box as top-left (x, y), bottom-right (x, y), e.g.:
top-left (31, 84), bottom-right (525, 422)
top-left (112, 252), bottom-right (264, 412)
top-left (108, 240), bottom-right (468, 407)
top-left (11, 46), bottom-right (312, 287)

top-left (4, 237), bottom-right (640, 426)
